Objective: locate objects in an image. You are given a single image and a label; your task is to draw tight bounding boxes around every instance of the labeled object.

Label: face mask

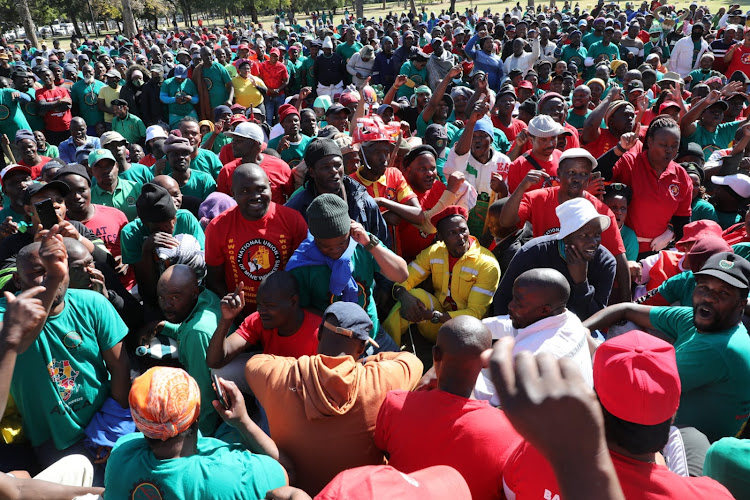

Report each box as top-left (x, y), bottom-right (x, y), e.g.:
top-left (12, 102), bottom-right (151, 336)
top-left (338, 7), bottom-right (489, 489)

top-left (133, 79), bottom-right (143, 87)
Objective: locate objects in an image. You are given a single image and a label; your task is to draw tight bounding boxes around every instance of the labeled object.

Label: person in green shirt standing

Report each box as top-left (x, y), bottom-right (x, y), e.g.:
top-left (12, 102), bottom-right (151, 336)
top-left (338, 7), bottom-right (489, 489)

top-left (396, 51), bottom-right (429, 99)
top-left (120, 183), bottom-right (204, 307)
top-left (163, 134), bottom-right (216, 201)
top-left (70, 63), bottom-right (105, 134)
top-left (583, 252), bottom-right (750, 442)
top-left (285, 45), bottom-right (306, 96)
top-left (585, 27), bottom-right (621, 80)
top-left (336, 27), bottom-right (363, 63)
top-left (560, 31), bottom-right (588, 78)
top-left (160, 64), bottom-right (199, 129)
top-left (0, 82), bottom-right (31, 150)
top-left (88, 148), bottom-right (142, 221)
top-left (12, 68), bottom-right (45, 133)
top-left (155, 264), bottom-right (222, 435)
top-left (110, 98), bottom-right (146, 145)
top-left (582, 17), bottom-right (605, 49)
top-left (267, 104), bottom-right (312, 169)
top-left (100, 131), bottom-right (154, 186)
top-left (301, 41), bottom-right (320, 91)
top-left (195, 46), bottom-right (233, 118)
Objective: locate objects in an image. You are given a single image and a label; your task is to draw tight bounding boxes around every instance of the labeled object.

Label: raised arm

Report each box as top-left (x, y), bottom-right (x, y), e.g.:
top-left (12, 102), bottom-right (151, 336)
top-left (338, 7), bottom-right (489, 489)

top-left (455, 95), bottom-right (490, 156)
top-left (422, 65), bottom-right (462, 123)
top-left (582, 87), bottom-right (622, 145)
top-left (206, 285), bottom-right (252, 369)
top-left (681, 90), bottom-right (721, 138)
top-left (581, 302), bottom-right (654, 333)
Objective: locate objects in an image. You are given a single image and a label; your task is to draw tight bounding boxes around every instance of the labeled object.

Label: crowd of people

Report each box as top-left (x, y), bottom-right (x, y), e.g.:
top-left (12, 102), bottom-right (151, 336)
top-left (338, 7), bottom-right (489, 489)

top-left (1, 0), bottom-right (750, 498)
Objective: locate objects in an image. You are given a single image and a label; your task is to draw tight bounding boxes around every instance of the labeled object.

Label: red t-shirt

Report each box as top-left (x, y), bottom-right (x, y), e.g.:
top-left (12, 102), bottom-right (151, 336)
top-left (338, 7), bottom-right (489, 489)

top-left (723, 222), bottom-right (750, 246)
top-left (518, 187), bottom-right (626, 256)
top-left (204, 203), bottom-right (307, 311)
top-left (18, 156), bottom-right (52, 179)
top-left (503, 440), bottom-right (734, 499)
top-left (235, 309), bottom-right (321, 358)
top-left (727, 43), bottom-right (750, 80)
top-left (506, 149), bottom-right (563, 193)
top-left (374, 389), bottom-right (522, 500)
top-left (491, 116), bottom-right (527, 143)
top-left (613, 151), bottom-right (693, 252)
top-left (398, 181), bottom-right (446, 262)
top-left (258, 61), bottom-right (289, 91)
top-left (217, 155), bottom-right (293, 205)
top-left (219, 142), bottom-right (235, 165)
top-left (583, 128), bottom-right (644, 159)
top-left (140, 154), bottom-right (156, 167)
top-left (35, 86), bottom-right (72, 132)
top-left (75, 204), bottom-right (134, 289)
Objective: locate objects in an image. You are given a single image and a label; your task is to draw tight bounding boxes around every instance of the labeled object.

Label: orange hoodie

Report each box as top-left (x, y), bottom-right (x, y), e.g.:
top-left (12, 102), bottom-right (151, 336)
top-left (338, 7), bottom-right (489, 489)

top-left (246, 352), bottom-right (423, 495)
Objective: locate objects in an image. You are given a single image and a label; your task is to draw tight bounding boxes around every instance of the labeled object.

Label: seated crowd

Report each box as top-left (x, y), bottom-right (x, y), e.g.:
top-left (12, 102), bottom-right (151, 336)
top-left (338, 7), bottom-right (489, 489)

top-left (2, 0), bottom-right (750, 498)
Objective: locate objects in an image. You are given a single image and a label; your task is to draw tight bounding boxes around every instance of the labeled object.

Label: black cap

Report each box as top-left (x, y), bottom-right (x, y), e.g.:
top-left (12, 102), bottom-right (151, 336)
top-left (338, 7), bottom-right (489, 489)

top-left (54, 163), bottom-right (92, 186)
top-left (326, 103), bottom-right (352, 116)
top-left (136, 183), bottom-right (177, 223)
top-left (404, 144), bottom-right (437, 167)
top-left (111, 98), bottom-right (128, 106)
top-left (519, 98), bottom-right (538, 116)
top-left (23, 180), bottom-right (70, 205)
top-left (322, 302), bottom-right (376, 346)
top-left (695, 252), bottom-right (750, 290)
top-left (508, 69), bottom-right (523, 79)
top-left (677, 142), bottom-right (704, 160)
top-left (627, 80), bottom-right (645, 93)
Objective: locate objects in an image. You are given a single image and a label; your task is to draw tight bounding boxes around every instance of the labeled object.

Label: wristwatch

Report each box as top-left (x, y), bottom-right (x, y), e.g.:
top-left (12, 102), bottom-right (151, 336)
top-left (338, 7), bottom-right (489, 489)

top-left (431, 310), bottom-right (443, 324)
top-left (363, 233), bottom-right (380, 251)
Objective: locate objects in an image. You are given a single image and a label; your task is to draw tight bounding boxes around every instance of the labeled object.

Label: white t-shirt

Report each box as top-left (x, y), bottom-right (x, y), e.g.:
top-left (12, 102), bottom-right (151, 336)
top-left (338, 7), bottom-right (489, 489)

top-left (443, 146), bottom-right (511, 196)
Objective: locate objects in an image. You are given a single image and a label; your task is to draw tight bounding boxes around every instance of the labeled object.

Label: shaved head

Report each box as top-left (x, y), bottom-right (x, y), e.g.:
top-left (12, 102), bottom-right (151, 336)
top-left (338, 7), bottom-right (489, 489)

top-left (514, 268), bottom-right (570, 307)
top-left (434, 316), bottom-right (491, 397)
top-left (159, 263), bottom-right (198, 289)
top-left (258, 270), bottom-right (299, 297)
top-left (232, 162), bottom-right (268, 186)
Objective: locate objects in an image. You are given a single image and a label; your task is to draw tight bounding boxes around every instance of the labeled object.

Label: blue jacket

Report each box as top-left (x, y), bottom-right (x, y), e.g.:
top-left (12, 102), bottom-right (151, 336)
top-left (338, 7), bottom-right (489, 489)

top-left (464, 34), bottom-right (505, 91)
top-left (372, 50), bottom-right (399, 89)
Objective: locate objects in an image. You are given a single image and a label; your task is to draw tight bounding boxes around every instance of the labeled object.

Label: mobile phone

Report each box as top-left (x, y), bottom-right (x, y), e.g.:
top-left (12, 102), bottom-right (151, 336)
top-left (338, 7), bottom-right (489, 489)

top-left (34, 198), bottom-right (57, 230)
top-left (591, 171), bottom-right (602, 180)
top-left (212, 373), bottom-right (230, 410)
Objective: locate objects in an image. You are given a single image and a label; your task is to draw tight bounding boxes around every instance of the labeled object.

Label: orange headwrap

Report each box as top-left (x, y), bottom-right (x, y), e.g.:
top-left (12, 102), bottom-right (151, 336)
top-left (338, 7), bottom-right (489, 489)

top-left (129, 367), bottom-right (200, 441)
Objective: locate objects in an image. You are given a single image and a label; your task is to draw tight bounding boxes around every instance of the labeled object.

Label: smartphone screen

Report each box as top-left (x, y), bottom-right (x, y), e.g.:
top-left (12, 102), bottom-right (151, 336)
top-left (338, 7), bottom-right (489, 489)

top-left (211, 373), bottom-right (230, 410)
top-left (34, 198), bottom-right (57, 230)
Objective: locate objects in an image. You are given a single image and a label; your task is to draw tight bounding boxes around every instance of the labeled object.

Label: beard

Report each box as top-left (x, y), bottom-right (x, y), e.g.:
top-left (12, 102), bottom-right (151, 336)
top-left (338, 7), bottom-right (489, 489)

top-left (84, 75), bottom-right (95, 84)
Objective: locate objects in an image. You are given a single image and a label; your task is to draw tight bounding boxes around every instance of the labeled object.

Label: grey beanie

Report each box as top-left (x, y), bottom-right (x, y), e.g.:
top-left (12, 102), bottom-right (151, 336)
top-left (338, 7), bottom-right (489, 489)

top-left (306, 193), bottom-right (350, 239)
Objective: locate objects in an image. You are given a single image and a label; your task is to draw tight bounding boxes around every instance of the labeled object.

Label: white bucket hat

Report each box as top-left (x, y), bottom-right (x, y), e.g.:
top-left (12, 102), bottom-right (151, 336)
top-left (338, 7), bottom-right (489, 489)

top-left (556, 198), bottom-right (611, 240)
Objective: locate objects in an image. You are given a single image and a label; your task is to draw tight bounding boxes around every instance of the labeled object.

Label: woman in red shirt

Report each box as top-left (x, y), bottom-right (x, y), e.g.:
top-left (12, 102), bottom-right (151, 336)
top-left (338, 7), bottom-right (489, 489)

top-left (258, 48), bottom-right (289, 126)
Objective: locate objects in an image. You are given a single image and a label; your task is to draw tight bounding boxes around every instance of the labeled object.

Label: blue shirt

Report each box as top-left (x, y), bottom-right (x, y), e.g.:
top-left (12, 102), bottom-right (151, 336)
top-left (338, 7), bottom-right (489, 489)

top-left (58, 135), bottom-right (101, 164)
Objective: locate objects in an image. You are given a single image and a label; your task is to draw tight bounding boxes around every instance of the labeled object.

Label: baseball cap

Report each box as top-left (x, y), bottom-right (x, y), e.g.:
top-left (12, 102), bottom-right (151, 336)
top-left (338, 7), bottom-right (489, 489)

top-left (146, 125), bottom-right (168, 142)
top-left (431, 205), bottom-right (468, 229)
top-left (517, 80), bottom-right (533, 90)
top-left (712, 173), bottom-right (750, 198)
top-left (88, 148), bottom-right (116, 167)
top-left (555, 198), bottom-right (611, 240)
top-left (100, 131), bottom-right (127, 146)
top-left (659, 101), bottom-right (681, 113)
top-left (326, 103), bottom-right (352, 116)
top-left (105, 69), bottom-right (121, 79)
top-left (24, 180), bottom-right (70, 205)
top-left (317, 465), bottom-right (471, 499)
top-left (527, 114), bottom-right (567, 138)
top-left (559, 148), bottom-right (597, 170)
top-left (54, 163), bottom-right (92, 186)
top-left (225, 122), bottom-right (264, 143)
top-left (0, 165), bottom-right (32, 186)
top-left (626, 80), bottom-right (645, 94)
top-left (594, 330), bottom-right (681, 425)
top-left (321, 301), bottom-right (377, 347)
top-left (695, 252), bottom-right (750, 290)
top-left (174, 64), bottom-right (188, 78)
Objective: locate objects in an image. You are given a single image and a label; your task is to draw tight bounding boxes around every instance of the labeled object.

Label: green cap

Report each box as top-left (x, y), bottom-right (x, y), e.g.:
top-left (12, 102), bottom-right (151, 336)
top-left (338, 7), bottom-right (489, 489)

top-left (88, 148), bottom-right (116, 167)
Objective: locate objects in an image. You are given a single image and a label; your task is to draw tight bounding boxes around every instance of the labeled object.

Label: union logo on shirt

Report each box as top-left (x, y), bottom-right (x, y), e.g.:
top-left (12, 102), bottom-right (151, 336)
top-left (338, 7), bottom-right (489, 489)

top-left (131, 482), bottom-right (163, 500)
top-left (237, 238), bottom-right (281, 281)
top-left (47, 359), bottom-right (80, 402)
top-left (669, 184), bottom-right (680, 197)
top-left (0, 105), bottom-right (9, 121)
top-left (203, 77), bottom-right (214, 91)
top-left (385, 186), bottom-right (397, 200)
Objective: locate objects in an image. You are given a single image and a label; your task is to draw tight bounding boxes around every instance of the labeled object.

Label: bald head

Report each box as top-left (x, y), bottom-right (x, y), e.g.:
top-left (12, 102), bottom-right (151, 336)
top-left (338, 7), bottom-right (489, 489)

top-left (258, 270), bottom-right (299, 297)
top-left (153, 174), bottom-right (180, 192)
top-left (63, 236), bottom-right (89, 261)
top-left (157, 264), bottom-right (199, 323)
top-left (514, 268), bottom-right (570, 306)
top-left (434, 316), bottom-right (491, 397)
top-left (159, 263), bottom-right (198, 289)
top-left (232, 162), bottom-right (268, 186)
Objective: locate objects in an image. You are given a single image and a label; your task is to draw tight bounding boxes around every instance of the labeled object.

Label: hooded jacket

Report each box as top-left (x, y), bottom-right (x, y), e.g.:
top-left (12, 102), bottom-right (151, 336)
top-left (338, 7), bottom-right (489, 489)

top-left (246, 351), bottom-right (423, 494)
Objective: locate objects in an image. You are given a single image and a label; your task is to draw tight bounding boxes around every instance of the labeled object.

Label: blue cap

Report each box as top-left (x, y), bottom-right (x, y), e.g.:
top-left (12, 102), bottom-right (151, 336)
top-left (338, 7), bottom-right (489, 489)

top-left (322, 302), bottom-right (376, 346)
top-left (213, 105), bottom-right (232, 120)
top-left (474, 117), bottom-right (494, 137)
top-left (174, 64), bottom-right (188, 78)
top-left (382, 36), bottom-right (393, 44)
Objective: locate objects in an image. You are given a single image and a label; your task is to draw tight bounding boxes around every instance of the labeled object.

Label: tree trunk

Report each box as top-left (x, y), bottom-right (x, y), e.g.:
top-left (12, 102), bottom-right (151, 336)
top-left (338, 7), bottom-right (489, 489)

top-left (121, 0), bottom-right (137, 37)
top-left (68, 9), bottom-right (83, 38)
top-left (16, 0), bottom-right (38, 48)
top-left (450, 0), bottom-right (456, 13)
top-left (249, 0), bottom-right (258, 23)
top-left (409, 0), bottom-right (417, 16)
top-left (355, 0), bottom-right (363, 20)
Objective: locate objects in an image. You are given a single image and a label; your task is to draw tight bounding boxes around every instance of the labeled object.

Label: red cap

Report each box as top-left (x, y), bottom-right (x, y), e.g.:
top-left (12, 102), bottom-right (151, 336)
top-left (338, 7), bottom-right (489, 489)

top-left (430, 205), bottom-right (469, 229)
top-left (339, 92), bottom-right (360, 107)
top-left (659, 100), bottom-right (681, 113)
top-left (517, 80), bottom-right (533, 89)
top-left (278, 103), bottom-right (299, 123)
top-left (0, 164), bottom-right (32, 186)
top-left (238, 44), bottom-right (250, 50)
top-left (229, 114), bottom-right (248, 125)
top-left (269, 47), bottom-right (281, 56)
top-left (317, 465), bottom-right (471, 500)
top-left (675, 219), bottom-right (723, 251)
top-left (594, 330), bottom-right (681, 425)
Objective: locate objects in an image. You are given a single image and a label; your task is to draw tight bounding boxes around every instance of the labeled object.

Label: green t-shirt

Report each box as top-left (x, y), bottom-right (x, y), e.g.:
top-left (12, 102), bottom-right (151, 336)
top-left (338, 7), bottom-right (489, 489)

top-left (267, 134), bottom-right (312, 169)
top-left (621, 225), bottom-right (639, 261)
top-left (120, 209), bottom-right (205, 265)
top-left (582, 32), bottom-right (603, 49)
top-left (42, 144), bottom-right (59, 158)
top-left (649, 306), bottom-right (750, 441)
top-left (20, 88), bottom-right (45, 132)
top-left (90, 177), bottom-right (142, 221)
top-left (560, 44), bottom-right (588, 71)
top-left (0, 205), bottom-right (25, 224)
top-left (658, 270), bottom-right (696, 306)
top-left (160, 289), bottom-right (222, 435)
top-left (692, 197), bottom-right (719, 224)
top-left (200, 131), bottom-right (232, 156)
top-left (286, 56), bottom-right (306, 94)
top-left (301, 56), bottom-right (316, 88)
top-left (684, 121), bottom-right (742, 161)
top-left (704, 437), bottom-right (750, 499)
top-left (202, 61), bottom-right (232, 109)
top-left (70, 79), bottom-right (106, 127)
top-left (112, 113), bottom-right (146, 145)
top-left (162, 149), bottom-right (223, 180)
top-left (732, 242), bottom-right (750, 261)
top-left (0, 88), bottom-right (30, 139)
top-left (119, 163), bottom-right (154, 186)
top-left (104, 432), bottom-right (287, 500)
top-left (290, 244), bottom-right (382, 336)
top-left (396, 61), bottom-right (428, 99)
top-left (717, 210), bottom-right (742, 231)
top-left (4, 289), bottom-right (127, 449)
top-left (567, 109), bottom-right (591, 137)
top-left (585, 42), bottom-right (620, 79)
top-left (177, 169), bottom-right (217, 201)
top-left (415, 111), bottom-right (460, 146)
top-left (336, 41), bottom-right (363, 61)
top-left (161, 77), bottom-right (199, 117)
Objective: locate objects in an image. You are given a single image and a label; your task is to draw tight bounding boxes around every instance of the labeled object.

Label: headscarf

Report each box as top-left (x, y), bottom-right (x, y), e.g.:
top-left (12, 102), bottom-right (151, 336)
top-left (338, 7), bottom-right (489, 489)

top-left (129, 367), bottom-right (201, 441)
top-left (199, 120), bottom-right (215, 133)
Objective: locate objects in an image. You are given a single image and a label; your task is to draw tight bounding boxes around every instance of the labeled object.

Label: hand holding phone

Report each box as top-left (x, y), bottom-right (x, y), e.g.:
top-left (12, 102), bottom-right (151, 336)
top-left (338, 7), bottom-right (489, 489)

top-left (34, 198), bottom-right (58, 230)
top-left (212, 373), bottom-right (230, 410)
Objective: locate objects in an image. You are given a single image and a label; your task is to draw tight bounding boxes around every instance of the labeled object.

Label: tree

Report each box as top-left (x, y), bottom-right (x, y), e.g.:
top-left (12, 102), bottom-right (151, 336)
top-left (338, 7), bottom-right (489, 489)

top-left (16, 0), bottom-right (38, 47)
top-left (121, 0), bottom-right (137, 36)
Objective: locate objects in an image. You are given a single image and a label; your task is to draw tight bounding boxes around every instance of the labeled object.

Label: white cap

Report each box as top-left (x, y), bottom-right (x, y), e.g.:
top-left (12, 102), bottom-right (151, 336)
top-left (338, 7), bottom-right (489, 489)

top-left (527, 114), bottom-right (567, 138)
top-left (225, 122), bottom-right (264, 144)
top-left (322, 36), bottom-right (333, 49)
top-left (146, 125), bottom-right (168, 143)
top-left (555, 198), bottom-right (611, 240)
top-left (712, 174), bottom-right (750, 199)
top-left (559, 148), bottom-right (598, 170)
